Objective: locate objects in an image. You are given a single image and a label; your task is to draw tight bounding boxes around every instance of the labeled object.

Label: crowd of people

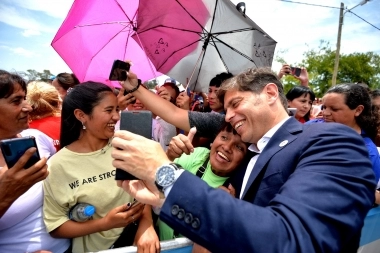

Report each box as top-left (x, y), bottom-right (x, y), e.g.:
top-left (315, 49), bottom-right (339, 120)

top-left (0, 61), bottom-right (379, 253)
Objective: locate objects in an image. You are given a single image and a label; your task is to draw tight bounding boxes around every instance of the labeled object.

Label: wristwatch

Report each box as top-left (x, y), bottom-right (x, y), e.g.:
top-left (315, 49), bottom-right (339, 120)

top-left (155, 163), bottom-right (182, 193)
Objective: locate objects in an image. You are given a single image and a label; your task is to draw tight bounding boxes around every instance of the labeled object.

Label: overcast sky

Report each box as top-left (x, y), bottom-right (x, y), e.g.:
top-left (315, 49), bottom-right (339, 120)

top-left (0, 0), bottom-right (379, 78)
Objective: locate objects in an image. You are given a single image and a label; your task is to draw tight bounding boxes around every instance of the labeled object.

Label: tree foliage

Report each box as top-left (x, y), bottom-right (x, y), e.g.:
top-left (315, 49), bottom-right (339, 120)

top-left (277, 41), bottom-right (380, 97)
top-left (18, 69), bottom-right (54, 82)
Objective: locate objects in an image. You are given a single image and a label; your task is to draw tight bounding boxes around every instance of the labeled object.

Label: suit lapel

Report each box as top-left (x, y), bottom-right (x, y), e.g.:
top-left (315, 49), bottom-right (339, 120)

top-left (241, 118), bottom-right (303, 199)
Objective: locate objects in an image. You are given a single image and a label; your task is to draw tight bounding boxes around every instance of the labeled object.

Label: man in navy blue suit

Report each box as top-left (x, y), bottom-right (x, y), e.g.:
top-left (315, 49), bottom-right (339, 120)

top-left (112, 67), bottom-right (376, 252)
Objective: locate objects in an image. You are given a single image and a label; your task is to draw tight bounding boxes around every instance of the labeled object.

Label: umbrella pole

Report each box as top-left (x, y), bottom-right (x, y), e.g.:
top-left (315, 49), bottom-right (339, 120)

top-left (185, 49), bottom-right (205, 91)
top-left (185, 35), bottom-right (210, 91)
top-left (134, 33), bottom-right (159, 81)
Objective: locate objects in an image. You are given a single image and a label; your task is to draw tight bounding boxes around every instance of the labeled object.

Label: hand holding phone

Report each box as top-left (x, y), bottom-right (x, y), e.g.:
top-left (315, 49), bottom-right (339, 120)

top-left (291, 67), bottom-right (302, 77)
top-left (128, 199), bottom-right (141, 209)
top-left (115, 111), bottom-right (153, 181)
top-left (0, 136), bottom-right (41, 169)
top-left (0, 143), bottom-right (47, 215)
top-left (109, 60), bottom-right (131, 81)
top-left (123, 79), bottom-right (141, 96)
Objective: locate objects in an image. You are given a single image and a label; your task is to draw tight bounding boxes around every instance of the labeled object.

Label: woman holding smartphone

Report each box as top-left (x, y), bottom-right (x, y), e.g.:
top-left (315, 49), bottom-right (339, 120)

top-left (0, 70), bottom-right (70, 252)
top-left (43, 82), bottom-right (159, 252)
top-left (286, 86), bottom-right (316, 123)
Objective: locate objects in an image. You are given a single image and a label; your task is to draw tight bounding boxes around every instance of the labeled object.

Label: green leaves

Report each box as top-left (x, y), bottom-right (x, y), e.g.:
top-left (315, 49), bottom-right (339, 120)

top-left (281, 41), bottom-right (380, 97)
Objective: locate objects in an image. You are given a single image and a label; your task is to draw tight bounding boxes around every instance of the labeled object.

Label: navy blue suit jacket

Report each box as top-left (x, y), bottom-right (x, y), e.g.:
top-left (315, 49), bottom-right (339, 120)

top-left (160, 118), bottom-right (376, 252)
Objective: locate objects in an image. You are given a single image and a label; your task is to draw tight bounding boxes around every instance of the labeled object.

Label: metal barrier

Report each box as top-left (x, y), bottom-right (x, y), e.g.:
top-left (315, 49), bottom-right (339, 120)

top-left (358, 206), bottom-right (380, 253)
top-left (96, 238), bottom-right (193, 253)
top-left (95, 206), bottom-right (380, 253)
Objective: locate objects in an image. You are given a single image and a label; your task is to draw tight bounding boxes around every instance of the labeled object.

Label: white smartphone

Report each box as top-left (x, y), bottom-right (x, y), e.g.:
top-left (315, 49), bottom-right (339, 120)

top-left (288, 108), bottom-right (297, 117)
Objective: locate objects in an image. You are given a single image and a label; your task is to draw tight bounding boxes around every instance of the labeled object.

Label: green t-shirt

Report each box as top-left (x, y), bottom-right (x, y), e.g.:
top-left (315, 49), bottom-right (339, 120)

top-left (158, 147), bottom-right (229, 241)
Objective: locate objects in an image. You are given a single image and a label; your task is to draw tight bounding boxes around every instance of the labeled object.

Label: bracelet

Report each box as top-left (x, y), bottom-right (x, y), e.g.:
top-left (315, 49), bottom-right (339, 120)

top-left (124, 81), bottom-right (140, 94)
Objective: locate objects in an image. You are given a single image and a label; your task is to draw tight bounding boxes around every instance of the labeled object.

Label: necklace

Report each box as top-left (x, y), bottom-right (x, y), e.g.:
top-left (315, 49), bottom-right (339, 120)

top-left (100, 139), bottom-right (112, 154)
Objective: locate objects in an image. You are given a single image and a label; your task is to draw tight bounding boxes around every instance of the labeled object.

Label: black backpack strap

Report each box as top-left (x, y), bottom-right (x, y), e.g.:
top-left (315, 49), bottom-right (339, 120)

top-left (195, 156), bottom-right (209, 178)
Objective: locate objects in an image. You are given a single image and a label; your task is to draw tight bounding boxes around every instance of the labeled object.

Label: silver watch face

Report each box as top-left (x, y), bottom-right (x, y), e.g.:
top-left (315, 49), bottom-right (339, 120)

top-left (156, 165), bottom-right (176, 188)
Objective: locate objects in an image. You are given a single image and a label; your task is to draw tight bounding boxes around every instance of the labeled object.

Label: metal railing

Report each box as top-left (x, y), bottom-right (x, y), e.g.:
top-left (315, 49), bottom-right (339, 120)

top-left (95, 237), bottom-right (193, 253)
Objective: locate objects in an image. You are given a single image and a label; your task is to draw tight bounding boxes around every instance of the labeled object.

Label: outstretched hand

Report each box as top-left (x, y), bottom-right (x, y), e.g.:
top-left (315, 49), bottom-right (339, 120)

top-left (112, 130), bottom-right (170, 207)
top-left (166, 127), bottom-right (196, 161)
top-left (0, 147), bottom-right (48, 217)
top-left (293, 67), bottom-right (309, 86)
top-left (119, 61), bottom-right (139, 91)
top-left (118, 180), bottom-right (165, 208)
top-left (117, 88), bottom-right (136, 111)
top-left (176, 92), bottom-right (191, 110)
top-left (157, 86), bottom-right (172, 102)
top-left (278, 64), bottom-right (291, 79)
top-left (112, 131), bottom-right (170, 181)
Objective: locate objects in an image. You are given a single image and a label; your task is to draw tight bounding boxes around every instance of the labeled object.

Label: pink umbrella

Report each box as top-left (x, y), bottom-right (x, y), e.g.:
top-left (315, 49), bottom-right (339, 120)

top-left (133, 0), bottom-right (277, 92)
top-left (51, 0), bottom-right (162, 87)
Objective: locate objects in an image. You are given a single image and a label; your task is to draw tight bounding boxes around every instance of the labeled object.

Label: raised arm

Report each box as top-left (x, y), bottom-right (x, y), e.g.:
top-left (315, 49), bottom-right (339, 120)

top-left (120, 72), bottom-right (191, 131)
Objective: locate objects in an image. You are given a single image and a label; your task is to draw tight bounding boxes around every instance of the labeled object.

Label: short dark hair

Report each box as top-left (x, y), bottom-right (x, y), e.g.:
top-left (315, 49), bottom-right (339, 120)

top-left (0, 70), bottom-right (27, 99)
top-left (209, 72), bottom-right (233, 88)
top-left (60, 81), bottom-right (113, 148)
top-left (286, 86), bottom-right (316, 121)
top-left (217, 67), bottom-right (287, 110)
top-left (56, 72), bottom-right (80, 91)
top-left (217, 121), bottom-right (249, 147)
top-left (326, 83), bottom-right (378, 140)
top-left (370, 89), bottom-right (380, 100)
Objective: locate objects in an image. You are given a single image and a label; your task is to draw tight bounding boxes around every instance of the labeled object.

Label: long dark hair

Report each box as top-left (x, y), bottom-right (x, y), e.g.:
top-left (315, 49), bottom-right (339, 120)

top-left (286, 86), bottom-right (316, 121)
top-left (326, 83), bottom-right (378, 141)
top-left (60, 82), bottom-right (113, 148)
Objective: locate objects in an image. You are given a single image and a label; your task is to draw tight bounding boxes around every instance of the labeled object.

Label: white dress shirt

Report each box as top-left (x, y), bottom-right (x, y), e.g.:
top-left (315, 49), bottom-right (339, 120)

top-left (240, 117), bottom-right (290, 199)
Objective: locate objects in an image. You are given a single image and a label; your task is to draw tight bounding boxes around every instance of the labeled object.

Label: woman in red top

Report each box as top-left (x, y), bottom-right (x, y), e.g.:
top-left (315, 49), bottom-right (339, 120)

top-left (27, 81), bottom-right (61, 151)
top-left (286, 86), bottom-right (315, 123)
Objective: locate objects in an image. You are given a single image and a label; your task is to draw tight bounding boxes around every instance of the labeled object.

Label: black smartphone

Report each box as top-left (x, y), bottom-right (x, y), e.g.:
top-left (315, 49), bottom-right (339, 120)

top-left (291, 67), bottom-right (302, 77)
top-left (109, 60), bottom-right (131, 81)
top-left (0, 136), bottom-right (40, 169)
top-left (115, 111), bottom-right (153, 180)
top-left (129, 199), bottom-right (140, 209)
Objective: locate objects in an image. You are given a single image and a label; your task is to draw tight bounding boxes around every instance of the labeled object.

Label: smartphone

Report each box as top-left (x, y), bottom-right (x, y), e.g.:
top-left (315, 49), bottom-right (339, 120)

top-left (115, 111), bottom-right (153, 180)
top-left (109, 60), bottom-right (131, 81)
top-left (288, 108), bottom-right (297, 117)
top-left (186, 87), bottom-right (191, 97)
top-left (0, 136), bottom-right (40, 169)
top-left (291, 67), bottom-right (302, 77)
top-left (129, 199), bottom-right (140, 209)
